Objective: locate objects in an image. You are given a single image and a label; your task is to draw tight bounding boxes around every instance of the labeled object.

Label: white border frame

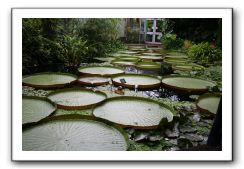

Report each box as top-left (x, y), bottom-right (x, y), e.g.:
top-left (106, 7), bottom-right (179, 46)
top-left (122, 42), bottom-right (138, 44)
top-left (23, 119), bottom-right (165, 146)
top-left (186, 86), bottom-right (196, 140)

top-left (12, 8), bottom-right (232, 161)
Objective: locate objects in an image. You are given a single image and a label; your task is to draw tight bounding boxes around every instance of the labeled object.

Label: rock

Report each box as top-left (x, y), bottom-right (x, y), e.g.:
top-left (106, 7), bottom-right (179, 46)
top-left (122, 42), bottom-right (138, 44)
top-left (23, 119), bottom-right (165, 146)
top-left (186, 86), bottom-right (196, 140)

top-left (201, 119), bottom-right (213, 125)
top-left (191, 112), bottom-right (201, 122)
top-left (177, 138), bottom-right (193, 149)
top-left (167, 139), bottom-right (178, 145)
top-left (179, 125), bottom-right (197, 133)
top-left (149, 135), bottom-right (163, 142)
top-left (182, 133), bottom-right (204, 142)
top-left (134, 132), bottom-right (149, 142)
top-left (197, 121), bottom-right (211, 128)
top-left (165, 122), bottom-right (180, 138)
top-left (170, 147), bottom-right (180, 151)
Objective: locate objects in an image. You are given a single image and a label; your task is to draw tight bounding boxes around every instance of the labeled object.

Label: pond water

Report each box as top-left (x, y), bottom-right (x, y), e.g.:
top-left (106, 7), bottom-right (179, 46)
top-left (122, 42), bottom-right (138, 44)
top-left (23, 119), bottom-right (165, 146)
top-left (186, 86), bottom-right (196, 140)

top-left (22, 46), bottom-right (221, 151)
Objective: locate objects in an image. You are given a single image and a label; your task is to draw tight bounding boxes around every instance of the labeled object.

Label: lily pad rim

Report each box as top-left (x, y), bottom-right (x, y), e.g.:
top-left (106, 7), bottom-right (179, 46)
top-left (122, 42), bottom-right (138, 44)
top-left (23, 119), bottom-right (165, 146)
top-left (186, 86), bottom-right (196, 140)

top-left (23, 114), bottom-right (129, 150)
top-left (22, 72), bottom-right (78, 89)
top-left (136, 61), bottom-right (161, 70)
top-left (111, 73), bottom-right (162, 90)
top-left (47, 87), bottom-right (107, 110)
top-left (196, 93), bottom-right (222, 115)
top-left (161, 75), bottom-right (217, 93)
top-left (22, 95), bottom-right (57, 126)
top-left (78, 65), bottom-right (125, 77)
top-left (92, 96), bottom-right (176, 129)
top-left (77, 75), bottom-right (110, 86)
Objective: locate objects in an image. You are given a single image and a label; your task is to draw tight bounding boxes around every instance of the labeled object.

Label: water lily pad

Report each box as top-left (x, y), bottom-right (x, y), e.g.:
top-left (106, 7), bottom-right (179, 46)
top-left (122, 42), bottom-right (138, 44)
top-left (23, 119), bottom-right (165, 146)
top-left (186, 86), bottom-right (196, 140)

top-left (110, 53), bottom-right (132, 57)
top-left (78, 66), bottom-right (124, 77)
top-left (77, 75), bottom-right (109, 86)
top-left (94, 57), bottom-right (115, 62)
top-left (111, 59), bottom-right (137, 66)
top-left (118, 50), bottom-right (138, 54)
top-left (161, 76), bottom-right (216, 94)
top-left (23, 72), bottom-right (77, 89)
top-left (48, 88), bottom-right (107, 110)
top-left (137, 55), bottom-right (163, 62)
top-left (22, 96), bottom-right (56, 125)
top-left (196, 93), bottom-right (221, 115)
top-left (112, 74), bottom-right (161, 90)
top-left (93, 96), bottom-right (174, 129)
top-left (136, 62), bottom-right (161, 70)
top-left (164, 58), bottom-right (188, 65)
top-left (142, 53), bottom-right (162, 56)
top-left (23, 115), bottom-right (128, 151)
top-left (172, 64), bottom-right (205, 71)
top-left (115, 56), bottom-right (139, 62)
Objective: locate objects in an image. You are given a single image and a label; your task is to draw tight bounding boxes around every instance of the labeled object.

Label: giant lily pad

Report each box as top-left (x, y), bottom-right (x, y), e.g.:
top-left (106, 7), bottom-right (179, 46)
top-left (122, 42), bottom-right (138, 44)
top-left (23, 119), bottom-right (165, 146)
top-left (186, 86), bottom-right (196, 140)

top-left (77, 75), bottom-right (109, 86)
top-left (161, 76), bottom-right (216, 93)
top-left (48, 88), bottom-right (107, 110)
top-left (93, 96), bottom-right (174, 129)
top-left (196, 93), bottom-right (221, 115)
top-left (172, 64), bottom-right (205, 71)
top-left (164, 58), bottom-right (188, 65)
top-left (94, 57), bottom-right (115, 62)
top-left (110, 53), bottom-right (132, 57)
top-left (112, 74), bottom-right (161, 90)
top-left (23, 72), bottom-right (77, 89)
top-left (136, 62), bottom-right (161, 70)
top-left (142, 53), bottom-right (162, 56)
top-left (22, 96), bottom-right (56, 125)
top-left (111, 59), bottom-right (137, 66)
top-left (115, 56), bottom-right (139, 62)
top-left (23, 115), bottom-right (128, 151)
top-left (78, 66), bottom-right (124, 77)
top-left (118, 50), bottom-right (138, 54)
top-left (137, 55), bottom-right (164, 62)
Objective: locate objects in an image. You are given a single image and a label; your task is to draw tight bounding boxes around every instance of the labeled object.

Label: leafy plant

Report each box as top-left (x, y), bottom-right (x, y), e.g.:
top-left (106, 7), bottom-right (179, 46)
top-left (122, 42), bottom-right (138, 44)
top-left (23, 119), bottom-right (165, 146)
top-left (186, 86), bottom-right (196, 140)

top-left (59, 35), bottom-right (88, 68)
top-left (161, 33), bottom-right (183, 50)
top-left (187, 42), bottom-right (221, 64)
top-left (79, 18), bottom-right (123, 61)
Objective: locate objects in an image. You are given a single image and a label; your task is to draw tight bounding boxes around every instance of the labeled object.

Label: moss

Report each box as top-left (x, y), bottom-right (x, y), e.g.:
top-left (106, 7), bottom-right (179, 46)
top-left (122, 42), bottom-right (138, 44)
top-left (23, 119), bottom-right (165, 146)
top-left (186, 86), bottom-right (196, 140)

top-left (54, 109), bottom-right (93, 116)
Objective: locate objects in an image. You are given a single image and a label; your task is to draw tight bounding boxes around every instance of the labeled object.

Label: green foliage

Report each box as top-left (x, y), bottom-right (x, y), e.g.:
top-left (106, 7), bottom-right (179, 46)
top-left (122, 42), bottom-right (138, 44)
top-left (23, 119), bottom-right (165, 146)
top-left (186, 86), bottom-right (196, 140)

top-left (59, 35), bottom-right (88, 67)
top-left (79, 18), bottom-right (123, 61)
top-left (161, 33), bottom-right (183, 50)
top-left (187, 42), bottom-right (221, 64)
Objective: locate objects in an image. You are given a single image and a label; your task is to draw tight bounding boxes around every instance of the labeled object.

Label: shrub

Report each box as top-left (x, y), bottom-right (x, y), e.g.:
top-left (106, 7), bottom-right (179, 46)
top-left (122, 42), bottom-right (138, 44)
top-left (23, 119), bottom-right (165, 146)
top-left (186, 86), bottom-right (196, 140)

top-left (183, 40), bottom-right (193, 49)
top-left (161, 33), bottom-right (183, 50)
top-left (79, 18), bottom-right (123, 61)
top-left (187, 42), bottom-right (221, 64)
top-left (59, 35), bottom-right (88, 68)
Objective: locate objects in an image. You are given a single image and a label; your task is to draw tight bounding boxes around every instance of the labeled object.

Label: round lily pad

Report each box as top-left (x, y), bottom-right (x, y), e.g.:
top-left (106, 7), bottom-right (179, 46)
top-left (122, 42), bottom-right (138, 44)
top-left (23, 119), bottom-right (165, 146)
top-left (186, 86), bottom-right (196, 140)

top-left (115, 56), bottom-right (139, 62)
top-left (93, 96), bottom-right (174, 129)
top-left (137, 55), bottom-right (164, 62)
top-left (94, 57), bottom-right (115, 62)
top-left (23, 115), bottom-right (128, 151)
top-left (142, 53), bottom-right (162, 56)
top-left (196, 93), bottom-right (221, 115)
top-left (48, 88), bottom-right (107, 110)
top-left (118, 50), bottom-right (138, 54)
top-left (77, 75), bottom-right (109, 86)
top-left (136, 62), bottom-right (161, 70)
top-left (22, 96), bottom-right (56, 125)
top-left (161, 76), bottom-right (216, 93)
top-left (172, 64), bottom-right (205, 71)
top-left (112, 74), bottom-right (161, 90)
top-left (23, 72), bottom-right (77, 89)
top-left (111, 59), bottom-right (137, 66)
top-left (78, 66), bottom-right (124, 77)
top-left (110, 53), bottom-right (132, 57)
top-left (164, 58), bottom-right (188, 65)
